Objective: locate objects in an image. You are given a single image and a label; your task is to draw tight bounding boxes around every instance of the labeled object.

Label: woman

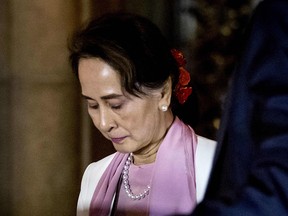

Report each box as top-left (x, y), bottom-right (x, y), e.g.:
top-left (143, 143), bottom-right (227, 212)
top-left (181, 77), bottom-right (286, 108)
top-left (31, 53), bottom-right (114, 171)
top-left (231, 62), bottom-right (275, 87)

top-left (69, 13), bottom-right (216, 216)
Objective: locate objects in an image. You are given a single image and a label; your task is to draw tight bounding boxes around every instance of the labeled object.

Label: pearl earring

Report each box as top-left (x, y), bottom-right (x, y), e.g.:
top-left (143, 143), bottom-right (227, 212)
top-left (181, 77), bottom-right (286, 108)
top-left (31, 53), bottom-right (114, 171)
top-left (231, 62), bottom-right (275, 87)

top-left (161, 105), bottom-right (168, 112)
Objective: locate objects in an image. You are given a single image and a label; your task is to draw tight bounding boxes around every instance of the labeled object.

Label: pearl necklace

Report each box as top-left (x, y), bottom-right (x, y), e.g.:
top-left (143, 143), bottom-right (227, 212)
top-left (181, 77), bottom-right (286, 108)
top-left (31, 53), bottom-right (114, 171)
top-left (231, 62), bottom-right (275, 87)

top-left (122, 153), bottom-right (151, 200)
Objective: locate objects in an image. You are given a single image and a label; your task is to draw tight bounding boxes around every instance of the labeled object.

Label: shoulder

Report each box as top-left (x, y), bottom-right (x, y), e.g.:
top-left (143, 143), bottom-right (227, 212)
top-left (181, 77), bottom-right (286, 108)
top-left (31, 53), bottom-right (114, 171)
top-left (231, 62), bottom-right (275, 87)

top-left (81, 153), bottom-right (116, 194)
top-left (85, 153), bottom-right (116, 177)
top-left (195, 135), bottom-right (217, 203)
top-left (77, 153), bottom-right (116, 215)
top-left (196, 136), bottom-right (217, 156)
top-left (251, 0), bottom-right (288, 37)
top-left (258, 0), bottom-right (288, 10)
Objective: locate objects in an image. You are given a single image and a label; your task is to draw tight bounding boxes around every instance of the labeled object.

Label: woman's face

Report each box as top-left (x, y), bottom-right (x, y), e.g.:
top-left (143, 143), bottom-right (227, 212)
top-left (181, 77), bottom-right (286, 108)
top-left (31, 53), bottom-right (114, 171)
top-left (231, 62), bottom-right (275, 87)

top-left (78, 58), bottom-right (172, 154)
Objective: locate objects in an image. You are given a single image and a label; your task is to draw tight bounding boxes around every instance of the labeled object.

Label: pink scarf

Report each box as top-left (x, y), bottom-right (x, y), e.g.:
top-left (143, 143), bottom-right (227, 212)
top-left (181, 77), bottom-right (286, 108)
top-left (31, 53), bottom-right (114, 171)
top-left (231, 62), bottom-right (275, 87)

top-left (89, 117), bottom-right (197, 215)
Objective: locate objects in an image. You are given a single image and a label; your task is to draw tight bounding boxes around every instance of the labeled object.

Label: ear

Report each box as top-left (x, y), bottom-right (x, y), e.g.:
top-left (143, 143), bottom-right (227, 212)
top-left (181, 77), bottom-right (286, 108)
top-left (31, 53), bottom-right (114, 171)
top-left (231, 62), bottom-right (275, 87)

top-left (158, 77), bottom-right (172, 111)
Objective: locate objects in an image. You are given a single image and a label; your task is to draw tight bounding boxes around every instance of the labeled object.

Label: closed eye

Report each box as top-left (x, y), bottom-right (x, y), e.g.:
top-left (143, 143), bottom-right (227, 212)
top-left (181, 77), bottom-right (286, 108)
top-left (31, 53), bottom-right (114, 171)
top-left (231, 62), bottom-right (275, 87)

top-left (87, 102), bottom-right (99, 109)
top-left (110, 104), bottom-right (122, 110)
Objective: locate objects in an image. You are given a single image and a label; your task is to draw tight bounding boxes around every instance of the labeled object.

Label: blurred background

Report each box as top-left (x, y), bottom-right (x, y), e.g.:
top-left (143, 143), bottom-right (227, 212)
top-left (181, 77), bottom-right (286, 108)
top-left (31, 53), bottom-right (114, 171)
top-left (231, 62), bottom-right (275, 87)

top-left (0, 0), bottom-right (259, 215)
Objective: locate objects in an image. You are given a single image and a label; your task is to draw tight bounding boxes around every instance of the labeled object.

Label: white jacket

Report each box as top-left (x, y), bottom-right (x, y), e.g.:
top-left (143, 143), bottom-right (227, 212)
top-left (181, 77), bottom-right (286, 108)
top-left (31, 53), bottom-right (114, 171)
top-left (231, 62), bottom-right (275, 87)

top-left (77, 135), bottom-right (216, 216)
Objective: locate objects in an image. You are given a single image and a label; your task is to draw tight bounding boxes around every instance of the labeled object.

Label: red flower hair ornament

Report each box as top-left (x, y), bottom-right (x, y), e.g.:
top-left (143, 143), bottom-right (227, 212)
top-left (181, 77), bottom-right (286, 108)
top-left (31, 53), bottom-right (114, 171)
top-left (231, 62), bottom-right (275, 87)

top-left (171, 49), bottom-right (193, 104)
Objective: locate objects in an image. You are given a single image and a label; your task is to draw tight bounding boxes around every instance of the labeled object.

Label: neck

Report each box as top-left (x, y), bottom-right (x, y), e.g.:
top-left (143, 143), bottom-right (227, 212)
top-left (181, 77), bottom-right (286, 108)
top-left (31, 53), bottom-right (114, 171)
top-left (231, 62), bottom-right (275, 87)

top-left (132, 111), bottom-right (174, 165)
top-left (132, 142), bottom-right (160, 165)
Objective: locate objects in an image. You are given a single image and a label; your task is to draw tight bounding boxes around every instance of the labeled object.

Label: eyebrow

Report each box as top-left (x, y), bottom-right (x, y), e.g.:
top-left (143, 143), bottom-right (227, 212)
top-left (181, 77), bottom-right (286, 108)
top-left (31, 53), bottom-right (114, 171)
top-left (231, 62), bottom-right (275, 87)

top-left (81, 93), bottom-right (124, 100)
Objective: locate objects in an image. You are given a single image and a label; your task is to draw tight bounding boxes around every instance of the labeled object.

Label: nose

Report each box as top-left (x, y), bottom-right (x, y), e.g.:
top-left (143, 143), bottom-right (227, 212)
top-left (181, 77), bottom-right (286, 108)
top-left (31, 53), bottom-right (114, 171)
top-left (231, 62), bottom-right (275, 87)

top-left (96, 108), bottom-right (115, 132)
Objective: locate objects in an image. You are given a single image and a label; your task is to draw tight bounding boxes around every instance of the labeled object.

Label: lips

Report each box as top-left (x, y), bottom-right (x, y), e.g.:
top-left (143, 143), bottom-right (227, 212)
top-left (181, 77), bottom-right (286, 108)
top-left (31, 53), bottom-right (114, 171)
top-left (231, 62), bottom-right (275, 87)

top-left (111, 136), bottom-right (127, 144)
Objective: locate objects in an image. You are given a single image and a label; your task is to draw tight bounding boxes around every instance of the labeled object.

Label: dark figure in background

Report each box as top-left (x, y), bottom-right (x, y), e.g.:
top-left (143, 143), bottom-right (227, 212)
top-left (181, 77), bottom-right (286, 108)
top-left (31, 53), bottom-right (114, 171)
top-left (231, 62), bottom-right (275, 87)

top-left (193, 0), bottom-right (288, 215)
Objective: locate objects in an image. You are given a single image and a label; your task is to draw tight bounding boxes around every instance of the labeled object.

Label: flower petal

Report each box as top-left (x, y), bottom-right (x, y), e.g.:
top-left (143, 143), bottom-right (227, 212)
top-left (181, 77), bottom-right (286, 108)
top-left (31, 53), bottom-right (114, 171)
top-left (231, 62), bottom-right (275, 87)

top-left (175, 87), bottom-right (193, 104)
top-left (171, 49), bottom-right (186, 67)
top-left (179, 67), bottom-right (191, 86)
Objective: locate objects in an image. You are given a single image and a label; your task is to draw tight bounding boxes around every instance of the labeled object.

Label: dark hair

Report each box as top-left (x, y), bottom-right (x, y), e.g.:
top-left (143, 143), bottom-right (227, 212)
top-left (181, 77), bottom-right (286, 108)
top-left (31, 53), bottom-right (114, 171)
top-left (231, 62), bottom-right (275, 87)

top-left (68, 12), bottom-right (199, 127)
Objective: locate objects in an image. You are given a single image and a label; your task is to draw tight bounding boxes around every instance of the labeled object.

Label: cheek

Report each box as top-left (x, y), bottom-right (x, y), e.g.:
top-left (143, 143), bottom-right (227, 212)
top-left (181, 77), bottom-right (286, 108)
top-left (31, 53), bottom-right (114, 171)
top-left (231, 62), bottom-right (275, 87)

top-left (125, 107), bottom-right (159, 137)
top-left (87, 110), bottom-right (101, 130)
top-left (116, 96), bottom-right (160, 135)
top-left (124, 102), bottom-right (155, 122)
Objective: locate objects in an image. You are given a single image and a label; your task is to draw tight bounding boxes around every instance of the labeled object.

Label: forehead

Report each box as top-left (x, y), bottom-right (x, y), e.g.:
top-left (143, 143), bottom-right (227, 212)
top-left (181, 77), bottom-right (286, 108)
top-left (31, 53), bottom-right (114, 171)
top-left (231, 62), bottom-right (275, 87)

top-left (78, 58), bottom-right (123, 95)
top-left (79, 58), bottom-right (119, 80)
top-left (79, 57), bottom-right (115, 76)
